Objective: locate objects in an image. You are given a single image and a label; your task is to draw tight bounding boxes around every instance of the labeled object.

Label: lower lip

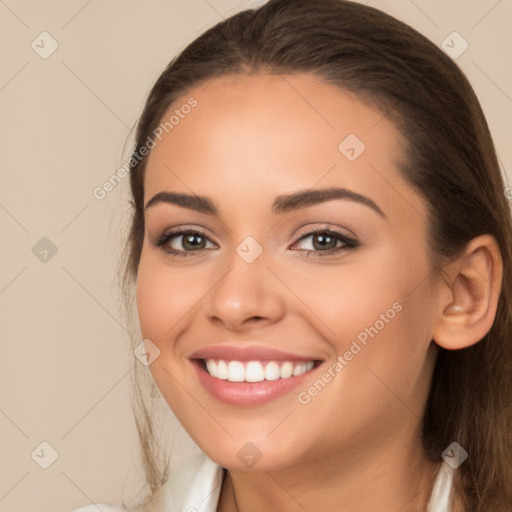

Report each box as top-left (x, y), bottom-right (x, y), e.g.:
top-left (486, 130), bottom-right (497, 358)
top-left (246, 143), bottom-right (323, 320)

top-left (192, 360), bottom-right (319, 406)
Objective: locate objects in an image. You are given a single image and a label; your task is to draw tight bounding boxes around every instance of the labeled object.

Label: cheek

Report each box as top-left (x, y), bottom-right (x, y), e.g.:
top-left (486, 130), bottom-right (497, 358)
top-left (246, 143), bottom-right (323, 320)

top-left (135, 253), bottom-right (199, 409)
top-left (290, 262), bottom-right (435, 445)
top-left (135, 252), bottom-right (199, 343)
top-left (287, 247), bottom-right (406, 350)
top-left (289, 242), bottom-right (434, 379)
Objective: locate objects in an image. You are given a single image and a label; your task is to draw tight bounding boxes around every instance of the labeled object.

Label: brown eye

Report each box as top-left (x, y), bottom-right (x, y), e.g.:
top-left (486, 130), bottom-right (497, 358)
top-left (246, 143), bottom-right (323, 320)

top-left (291, 229), bottom-right (359, 258)
top-left (175, 232), bottom-right (207, 251)
top-left (153, 229), bottom-right (216, 257)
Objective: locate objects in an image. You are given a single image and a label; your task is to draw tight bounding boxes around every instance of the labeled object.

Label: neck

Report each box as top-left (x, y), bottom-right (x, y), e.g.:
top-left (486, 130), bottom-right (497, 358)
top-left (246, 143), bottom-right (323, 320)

top-left (218, 427), bottom-right (443, 512)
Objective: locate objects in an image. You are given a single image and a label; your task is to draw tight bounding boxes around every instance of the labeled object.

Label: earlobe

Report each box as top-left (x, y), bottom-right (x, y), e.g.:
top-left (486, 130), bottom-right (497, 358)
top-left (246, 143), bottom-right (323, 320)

top-left (433, 234), bottom-right (503, 351)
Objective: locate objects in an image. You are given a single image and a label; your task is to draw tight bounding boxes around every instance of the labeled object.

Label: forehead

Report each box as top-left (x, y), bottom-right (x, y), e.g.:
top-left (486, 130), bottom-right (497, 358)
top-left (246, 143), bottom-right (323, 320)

top-left (143, 72), bottom-right (424, 221)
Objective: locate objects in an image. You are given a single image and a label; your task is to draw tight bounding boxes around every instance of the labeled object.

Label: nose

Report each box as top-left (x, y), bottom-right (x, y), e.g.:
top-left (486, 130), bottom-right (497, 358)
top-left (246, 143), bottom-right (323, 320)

top-left (204, 250), bottom-right (285, 332)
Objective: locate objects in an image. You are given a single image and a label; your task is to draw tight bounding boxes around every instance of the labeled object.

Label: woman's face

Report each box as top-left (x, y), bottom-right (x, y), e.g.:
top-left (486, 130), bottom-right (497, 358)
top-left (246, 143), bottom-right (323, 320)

top-left (136, 72), bottom-right (442, 471)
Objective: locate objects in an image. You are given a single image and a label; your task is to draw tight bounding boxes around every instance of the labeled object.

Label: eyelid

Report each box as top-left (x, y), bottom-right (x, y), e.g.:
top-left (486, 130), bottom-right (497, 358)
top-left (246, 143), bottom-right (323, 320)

top-left (152, 224), bottom-right (218, 245)
top-left (293, 222), bottom-right (359, 241)
top-left (291, 223), bottom-right (356, 241)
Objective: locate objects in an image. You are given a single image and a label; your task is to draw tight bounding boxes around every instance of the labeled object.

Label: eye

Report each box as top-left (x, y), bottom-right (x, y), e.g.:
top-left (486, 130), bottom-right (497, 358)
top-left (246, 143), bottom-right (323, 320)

top-left (290, 228), bottom-right (359, 258)
top-left (151, 226), bottom-right (359, 259)
top-left (152, 228), bottom-right (216, 257)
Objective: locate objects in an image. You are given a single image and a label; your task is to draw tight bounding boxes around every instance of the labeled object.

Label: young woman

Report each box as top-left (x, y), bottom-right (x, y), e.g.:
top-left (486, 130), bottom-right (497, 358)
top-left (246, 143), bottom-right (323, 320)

top-left (73, 0), bottom-right (512, 510)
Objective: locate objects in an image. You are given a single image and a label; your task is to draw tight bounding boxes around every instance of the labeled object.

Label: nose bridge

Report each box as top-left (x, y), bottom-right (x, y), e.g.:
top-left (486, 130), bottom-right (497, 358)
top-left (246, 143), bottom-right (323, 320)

top-left (205, 235), bottom-right (283, 328)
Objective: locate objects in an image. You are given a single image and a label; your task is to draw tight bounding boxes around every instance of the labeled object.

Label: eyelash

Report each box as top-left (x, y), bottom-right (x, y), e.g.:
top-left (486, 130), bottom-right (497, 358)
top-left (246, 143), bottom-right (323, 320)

top-left (151, 225), bottom-right (359, 259)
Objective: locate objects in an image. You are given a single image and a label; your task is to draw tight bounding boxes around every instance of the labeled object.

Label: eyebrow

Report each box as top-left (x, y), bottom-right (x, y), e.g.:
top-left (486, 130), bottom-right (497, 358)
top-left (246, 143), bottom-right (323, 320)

top-left (144, 187), bottom-right (386, 218)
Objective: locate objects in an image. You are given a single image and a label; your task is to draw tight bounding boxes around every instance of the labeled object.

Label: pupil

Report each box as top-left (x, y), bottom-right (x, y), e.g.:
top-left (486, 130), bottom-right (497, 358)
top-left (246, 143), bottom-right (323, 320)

top-left (314, 234), bottom-right (335, 250)
top-left (184, 234), bottom-right (203, 250)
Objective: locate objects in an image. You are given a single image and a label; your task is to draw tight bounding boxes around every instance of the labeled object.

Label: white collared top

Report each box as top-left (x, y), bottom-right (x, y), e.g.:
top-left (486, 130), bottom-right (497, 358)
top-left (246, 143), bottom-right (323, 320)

top-left (71, 452), bottom-right (456, 512)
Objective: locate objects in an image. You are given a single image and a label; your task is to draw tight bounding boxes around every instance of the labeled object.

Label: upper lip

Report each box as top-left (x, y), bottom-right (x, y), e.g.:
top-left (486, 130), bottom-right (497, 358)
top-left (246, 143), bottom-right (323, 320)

top-left (189, 345), bottom-right (323, 362)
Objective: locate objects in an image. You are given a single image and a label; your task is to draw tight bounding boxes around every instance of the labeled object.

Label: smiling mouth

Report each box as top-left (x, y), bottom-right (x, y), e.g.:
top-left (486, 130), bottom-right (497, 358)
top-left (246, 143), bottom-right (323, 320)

top-left (197, 358), bottom-right (320, 382)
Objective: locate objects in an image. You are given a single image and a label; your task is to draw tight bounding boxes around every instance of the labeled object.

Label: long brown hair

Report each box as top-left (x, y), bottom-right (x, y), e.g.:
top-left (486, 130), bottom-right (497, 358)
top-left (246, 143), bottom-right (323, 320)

top-left (118, 1), bottom-right (512, 510)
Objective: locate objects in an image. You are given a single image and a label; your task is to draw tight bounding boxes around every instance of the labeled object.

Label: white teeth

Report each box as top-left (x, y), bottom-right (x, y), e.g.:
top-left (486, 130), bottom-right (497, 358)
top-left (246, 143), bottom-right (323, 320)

top-left (206, 359), bottom-right (217, 376)
top-left (292, 363), bottom-right (306, 376)
top-left (280, 361), bottom-right (294, 378)
top-left (217, 360), bottom-right (228, 380)
top-left (228, 361), bottom-right (245, 382)
top-left (204, 359), bottom-right (316, 382)
top-left (291, 361), bottom-right (314, 376)
top-left (246, 361), bottom-right (265, 382)
top-left (264, 361), bottom-right (280, 381)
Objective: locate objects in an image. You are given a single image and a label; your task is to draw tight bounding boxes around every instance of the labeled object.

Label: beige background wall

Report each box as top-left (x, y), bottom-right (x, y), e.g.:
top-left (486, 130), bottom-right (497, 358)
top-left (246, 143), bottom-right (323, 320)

top-left (1, 1), bottom-right (511, 511)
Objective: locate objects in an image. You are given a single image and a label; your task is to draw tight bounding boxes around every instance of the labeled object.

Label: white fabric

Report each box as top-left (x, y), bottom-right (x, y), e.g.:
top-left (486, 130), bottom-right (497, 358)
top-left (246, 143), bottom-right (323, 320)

top-left (71, 452), bottom-right (455, 511)
top-left (427, 460), bottom-right (456, 512)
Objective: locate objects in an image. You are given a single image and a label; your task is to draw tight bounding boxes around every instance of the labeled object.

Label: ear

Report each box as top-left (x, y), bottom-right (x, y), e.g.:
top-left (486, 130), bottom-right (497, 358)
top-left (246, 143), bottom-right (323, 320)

top-left (432, 234), bottom-right (503, 350)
